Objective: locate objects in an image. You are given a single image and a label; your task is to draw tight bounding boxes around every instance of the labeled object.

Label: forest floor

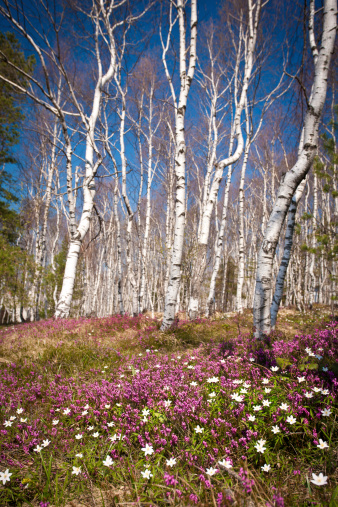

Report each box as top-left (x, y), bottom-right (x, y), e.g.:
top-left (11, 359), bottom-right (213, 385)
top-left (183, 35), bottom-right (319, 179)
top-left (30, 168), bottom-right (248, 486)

top-left (0, 306), bottom-right (337, 507)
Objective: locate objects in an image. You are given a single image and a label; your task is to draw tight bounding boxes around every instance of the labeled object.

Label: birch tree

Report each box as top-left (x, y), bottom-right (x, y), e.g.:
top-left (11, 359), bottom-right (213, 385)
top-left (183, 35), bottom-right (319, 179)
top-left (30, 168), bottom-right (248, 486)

top-left (160, 0), bottom-right (197, 330)
top-left (270, 177), bottom-right (307, 327)
top-left (253, 0), bottom-right (337, 337)
top-left (188, 0), bottom-right (264, 319)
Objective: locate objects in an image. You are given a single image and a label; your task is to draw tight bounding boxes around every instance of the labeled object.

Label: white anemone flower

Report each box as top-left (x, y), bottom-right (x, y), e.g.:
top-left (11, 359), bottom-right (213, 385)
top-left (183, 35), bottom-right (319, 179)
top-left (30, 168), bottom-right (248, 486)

top-left (103, 455), bottom-right (114, 467)
top-left (254, 442), bottom-right (266, 453)
top-left (261, 464), bottom-right (271, 472)
top-left (141, 469), bottom-right (153, 479)
top-left (317, 439), bottom-right (329, 450)
top-left (206, 467), bottom-right (218, 476)
top-left (194, 425), bottom-right (204, 434)
top-left (310, 473), bottom-right (328, 486)
top-left (286, 415), bottom-right (296, 424)
top-left (0, 469), bottom-right (12, 485)
top-left (279, 403), bottom-right (289, 411)
top-left (72, 466), bottom-right (81, 476)
top-left (166, 458), bottom-right (177, 467)
top-left (218, 459), bottom-right (232, 469)
top-left (231, 394), bottom-right (244, 402)
top-left (141, 443), bottom-right (154, 456)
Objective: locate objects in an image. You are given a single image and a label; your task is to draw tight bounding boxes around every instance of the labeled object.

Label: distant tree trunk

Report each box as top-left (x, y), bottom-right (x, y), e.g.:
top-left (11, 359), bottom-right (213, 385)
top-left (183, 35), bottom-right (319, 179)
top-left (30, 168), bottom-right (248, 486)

top-left (114, 180), bottom-right (124, 315)
top-left (206, 163), bottom-right (233, 316)
top-left (309, 172), bottom-right (318, 308)
top-left (189, 0), bottom-right (262, 319)
top-left (34, 118), bottom-right (59, 320)
top-left (253, 0), bottom-right (336, 337)
top-left (139, 82), bottom-right (156, 313)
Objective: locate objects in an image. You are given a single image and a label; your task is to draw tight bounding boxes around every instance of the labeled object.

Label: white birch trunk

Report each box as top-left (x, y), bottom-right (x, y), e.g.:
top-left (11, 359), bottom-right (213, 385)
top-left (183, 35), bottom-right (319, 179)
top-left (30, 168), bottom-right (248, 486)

top-left (270, 177), bottom-right (307, 328)
top-left (139, 83), bottom-right (156, 313)
top-left (309, 172), bottom-right (318, 307)
top-left (55, 5), bottom-right (117, 318)
top-left (206, 163), bottom-right (233, 316)
top-left (114, 180), bottom-right (124, 315)
top-left (236, 138), bottom-right (251, 313)
top-left (161, 0), bottom-right (197, 330)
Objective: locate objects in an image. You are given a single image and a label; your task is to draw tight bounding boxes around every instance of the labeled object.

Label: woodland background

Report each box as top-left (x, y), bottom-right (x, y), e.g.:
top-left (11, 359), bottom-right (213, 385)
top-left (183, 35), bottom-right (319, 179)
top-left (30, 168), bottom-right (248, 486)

top-left (0, 0), bottom-right (337, 331)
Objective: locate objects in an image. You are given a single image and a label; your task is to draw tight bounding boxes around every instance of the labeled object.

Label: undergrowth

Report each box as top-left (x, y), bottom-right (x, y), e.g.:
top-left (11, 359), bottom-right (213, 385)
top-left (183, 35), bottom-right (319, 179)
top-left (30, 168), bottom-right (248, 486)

top-left (0, 306), bottom-right (337, 506)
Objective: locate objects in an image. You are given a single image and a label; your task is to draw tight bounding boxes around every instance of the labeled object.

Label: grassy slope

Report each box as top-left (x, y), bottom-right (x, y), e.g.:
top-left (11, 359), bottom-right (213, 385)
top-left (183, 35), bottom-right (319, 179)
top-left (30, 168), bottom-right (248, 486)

top-left (0, 306), bottom-right (337, 507)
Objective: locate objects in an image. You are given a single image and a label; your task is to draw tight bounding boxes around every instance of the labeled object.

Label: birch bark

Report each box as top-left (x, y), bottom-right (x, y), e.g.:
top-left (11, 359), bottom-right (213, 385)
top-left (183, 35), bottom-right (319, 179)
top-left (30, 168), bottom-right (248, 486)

top-left (309, 173), bottom-right (318, 307)
top-left (161, 0), bottom-right (197, 330)
top-left (253, 0), bottom-right (337, 337)
top-left (236, 133), bottom-right (251, 313)
top-left (270, 177), bottom-right (307, 328)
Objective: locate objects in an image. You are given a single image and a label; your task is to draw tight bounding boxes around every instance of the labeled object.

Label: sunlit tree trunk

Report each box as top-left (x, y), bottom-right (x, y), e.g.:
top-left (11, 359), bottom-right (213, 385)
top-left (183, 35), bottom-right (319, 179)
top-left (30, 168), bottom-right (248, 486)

top-left (55, 4), bottom-right (117, 318)
top-left (270, 177), bottom-right (307, 328)
top-left (161, 0), bottom-right (197, 330)
top-left (236, 137), bottom-right (251, 313)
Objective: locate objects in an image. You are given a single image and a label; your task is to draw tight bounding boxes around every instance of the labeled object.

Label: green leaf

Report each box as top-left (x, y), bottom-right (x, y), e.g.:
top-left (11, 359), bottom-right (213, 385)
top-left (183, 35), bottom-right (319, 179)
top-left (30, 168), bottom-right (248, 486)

top-left (305, 363), bottom-right (318, 370)
top-left (276, 357), bottom-right (292, 369)
top-left (329, 485), bottom-right (338, 507)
